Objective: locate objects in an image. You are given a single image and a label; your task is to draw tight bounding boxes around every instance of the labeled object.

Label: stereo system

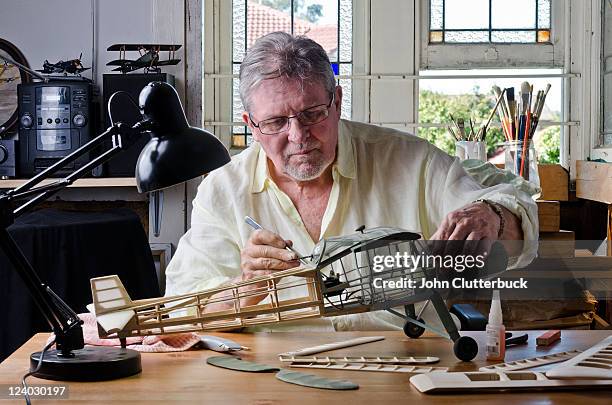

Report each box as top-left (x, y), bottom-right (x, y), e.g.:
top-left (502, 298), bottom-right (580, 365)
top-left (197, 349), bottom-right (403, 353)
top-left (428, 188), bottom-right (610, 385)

top-left (17, 80), bottom-right (95, 177)
top-left (11, 74), bottom-right (175, 179)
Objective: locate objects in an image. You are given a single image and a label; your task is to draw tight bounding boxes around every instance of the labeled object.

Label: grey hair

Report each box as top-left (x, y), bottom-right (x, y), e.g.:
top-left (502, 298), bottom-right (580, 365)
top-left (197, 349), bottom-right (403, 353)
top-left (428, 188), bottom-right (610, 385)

top-left (239, 31), bottom-right (336, 112)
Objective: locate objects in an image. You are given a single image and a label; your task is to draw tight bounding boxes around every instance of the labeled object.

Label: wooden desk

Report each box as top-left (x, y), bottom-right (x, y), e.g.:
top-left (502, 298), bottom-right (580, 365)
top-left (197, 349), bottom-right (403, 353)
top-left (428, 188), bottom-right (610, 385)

top-left (0, 331), bottom-right (610, 404)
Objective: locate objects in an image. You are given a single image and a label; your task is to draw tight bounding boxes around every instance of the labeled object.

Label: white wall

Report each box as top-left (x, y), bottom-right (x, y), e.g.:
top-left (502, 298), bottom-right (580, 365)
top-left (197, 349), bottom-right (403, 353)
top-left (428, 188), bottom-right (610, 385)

top-left (0, 0), bottom-right (188, 250)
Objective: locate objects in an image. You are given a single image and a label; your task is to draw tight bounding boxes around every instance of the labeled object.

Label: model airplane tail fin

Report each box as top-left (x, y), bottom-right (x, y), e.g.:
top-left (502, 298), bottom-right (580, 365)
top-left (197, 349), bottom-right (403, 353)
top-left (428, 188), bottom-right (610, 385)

top-left (90, 275), bottom-right (133, 315)
top-left (89, 275), bottom-right (137, 336)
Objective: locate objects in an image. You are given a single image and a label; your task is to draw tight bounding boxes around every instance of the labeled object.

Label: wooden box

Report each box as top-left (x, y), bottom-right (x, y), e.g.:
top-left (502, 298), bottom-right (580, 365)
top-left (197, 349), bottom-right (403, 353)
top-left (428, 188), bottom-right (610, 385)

top-left (537, 200), bottom-right (560, 232)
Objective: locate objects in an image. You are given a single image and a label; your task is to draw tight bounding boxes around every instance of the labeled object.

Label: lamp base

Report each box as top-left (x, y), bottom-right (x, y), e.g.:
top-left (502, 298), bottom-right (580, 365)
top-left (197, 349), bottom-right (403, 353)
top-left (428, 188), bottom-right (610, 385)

top-left (29, 346), bottom-right (141, 381)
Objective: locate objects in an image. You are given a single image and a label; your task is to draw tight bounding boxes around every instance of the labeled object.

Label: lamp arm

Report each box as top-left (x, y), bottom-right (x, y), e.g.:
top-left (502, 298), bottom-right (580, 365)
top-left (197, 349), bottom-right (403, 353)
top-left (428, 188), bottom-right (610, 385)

top-left (0, 227), bottom-right (82, 353)
top-left (11, 124), bottom-right (122, 196)
top-left (0, 121), bottom-right (151, 354)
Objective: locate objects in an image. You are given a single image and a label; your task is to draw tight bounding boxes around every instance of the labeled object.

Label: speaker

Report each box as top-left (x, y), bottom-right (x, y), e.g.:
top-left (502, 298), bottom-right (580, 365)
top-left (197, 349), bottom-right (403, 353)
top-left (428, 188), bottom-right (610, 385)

top-left (0, 137), bottom-right (17, 178)
top-left (101, 73), bottom-right (175, 177)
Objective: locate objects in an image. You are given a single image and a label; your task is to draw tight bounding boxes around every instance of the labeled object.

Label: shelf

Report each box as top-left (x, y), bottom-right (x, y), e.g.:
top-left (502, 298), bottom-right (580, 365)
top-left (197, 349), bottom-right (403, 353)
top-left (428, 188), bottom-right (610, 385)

top-left (0, 177), bottom-right (137, 189)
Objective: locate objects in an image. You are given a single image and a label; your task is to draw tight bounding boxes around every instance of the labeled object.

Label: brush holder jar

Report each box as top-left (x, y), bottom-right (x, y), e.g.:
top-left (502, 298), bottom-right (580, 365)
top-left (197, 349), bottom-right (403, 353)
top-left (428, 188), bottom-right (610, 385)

top-left (503, 140), bottom-right (540, 186)
top-left (455, 141), bottom-right (486, 162)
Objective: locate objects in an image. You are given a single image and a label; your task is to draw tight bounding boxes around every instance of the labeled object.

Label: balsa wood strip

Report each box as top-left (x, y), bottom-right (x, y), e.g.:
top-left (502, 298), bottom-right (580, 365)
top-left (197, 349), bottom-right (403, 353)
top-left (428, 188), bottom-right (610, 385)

top-left (288, 362), bottom-right (449, 374)
top-left (279, 355), bottom-right (440, 364)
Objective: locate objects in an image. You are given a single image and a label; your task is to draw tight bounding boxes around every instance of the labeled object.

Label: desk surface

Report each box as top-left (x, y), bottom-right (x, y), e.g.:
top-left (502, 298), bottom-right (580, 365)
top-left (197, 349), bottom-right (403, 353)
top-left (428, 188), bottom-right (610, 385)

top-left (0, 330), bottom-right (610, 404)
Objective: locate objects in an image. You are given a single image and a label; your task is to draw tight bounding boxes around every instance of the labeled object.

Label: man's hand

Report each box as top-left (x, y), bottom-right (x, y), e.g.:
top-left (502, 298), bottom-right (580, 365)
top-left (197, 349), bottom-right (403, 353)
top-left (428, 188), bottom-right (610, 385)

top-left (431, 201), bottom-right (524, 256)
top-left (431, 202), bottom-right (500, 241)
top-left (240, 229), bottom-right (301, 276)
top-left (205, 229), bottom-right (301, 313)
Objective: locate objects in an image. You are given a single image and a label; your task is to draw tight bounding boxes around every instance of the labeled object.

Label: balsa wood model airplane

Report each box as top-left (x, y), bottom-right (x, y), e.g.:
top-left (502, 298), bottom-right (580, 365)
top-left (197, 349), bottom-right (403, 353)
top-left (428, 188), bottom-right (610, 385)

top-left (89, 227), bottom-right (506, 361)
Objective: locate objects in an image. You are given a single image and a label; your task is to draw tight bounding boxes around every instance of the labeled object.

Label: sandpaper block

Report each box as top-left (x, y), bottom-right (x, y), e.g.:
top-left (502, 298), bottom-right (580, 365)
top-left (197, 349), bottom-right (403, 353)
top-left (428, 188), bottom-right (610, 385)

top-left (536, 330), bottom-right (561, 346)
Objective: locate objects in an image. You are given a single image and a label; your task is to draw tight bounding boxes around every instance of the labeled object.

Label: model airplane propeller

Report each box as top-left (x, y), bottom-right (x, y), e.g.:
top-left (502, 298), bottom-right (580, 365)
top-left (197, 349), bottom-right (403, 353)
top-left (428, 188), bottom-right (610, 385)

top-left (106, 44), bottom-right (181, 74)
top-left (89, 226), bottom-right (509, 361)
top-left (36, 53), bottom-right (90, 75)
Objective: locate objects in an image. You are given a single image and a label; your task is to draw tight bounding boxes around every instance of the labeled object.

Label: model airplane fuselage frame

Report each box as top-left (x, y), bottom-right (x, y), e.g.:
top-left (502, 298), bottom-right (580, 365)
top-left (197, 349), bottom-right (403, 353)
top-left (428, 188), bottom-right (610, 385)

top-left (90, 227), bottom-right (484, 361)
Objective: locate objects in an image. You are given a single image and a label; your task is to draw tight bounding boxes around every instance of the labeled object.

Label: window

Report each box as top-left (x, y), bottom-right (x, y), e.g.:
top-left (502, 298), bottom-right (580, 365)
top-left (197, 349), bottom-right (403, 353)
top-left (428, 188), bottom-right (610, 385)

top-left (231, 0), bottom-right (353, 148)
top-left (417, 0), bottom-right (567, 164)
top-left (429, 0), bottom-right (551, 44)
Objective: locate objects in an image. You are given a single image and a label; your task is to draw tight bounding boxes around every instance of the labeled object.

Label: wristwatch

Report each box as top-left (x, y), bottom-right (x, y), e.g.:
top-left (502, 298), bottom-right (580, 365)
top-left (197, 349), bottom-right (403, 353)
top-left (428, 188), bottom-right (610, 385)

top-left (475, 199), bottom-right (505, 238)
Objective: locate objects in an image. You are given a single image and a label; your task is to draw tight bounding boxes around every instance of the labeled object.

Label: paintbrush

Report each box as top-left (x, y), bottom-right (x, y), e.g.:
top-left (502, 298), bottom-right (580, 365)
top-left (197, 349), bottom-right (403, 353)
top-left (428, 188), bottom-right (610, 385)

top-left (492, 85), bottom-right (510, 122)
top-left (530, 83), bottom-right (551, 137)
top-left (506, 88), bottom-right (516, 140)
top-left (447, 125), bottom-right (460, 141)
top-left (457, 118), bottom-right (466, 139)
top-left (449, 114), bottom-right (464, 139)
top-left (518, 82), bottom-right (532, 177)
top-left (493, 86), bottom-right (511, 141)
top-left (519, 81), bottom-right (531, 141)
top-left (469, 118), bottom-right (476, 141)
top-left (480, 88), bottom-right (506, 141)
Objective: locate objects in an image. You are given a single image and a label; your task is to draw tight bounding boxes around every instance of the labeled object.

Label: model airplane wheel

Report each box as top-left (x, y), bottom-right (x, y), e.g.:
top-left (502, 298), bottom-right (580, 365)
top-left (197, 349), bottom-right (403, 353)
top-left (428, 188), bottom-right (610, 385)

top-left (403, 318), bottom-right (425, 338)
top-left (453, 336), bottom-right (478, 361)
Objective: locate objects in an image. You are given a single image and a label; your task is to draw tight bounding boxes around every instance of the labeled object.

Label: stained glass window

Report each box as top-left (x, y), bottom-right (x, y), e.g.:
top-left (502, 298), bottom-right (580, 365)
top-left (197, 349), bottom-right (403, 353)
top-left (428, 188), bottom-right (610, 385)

top-left (429, 0), bottom-right (551, 44)
top-left (232, 0), bottom-right (353, 148)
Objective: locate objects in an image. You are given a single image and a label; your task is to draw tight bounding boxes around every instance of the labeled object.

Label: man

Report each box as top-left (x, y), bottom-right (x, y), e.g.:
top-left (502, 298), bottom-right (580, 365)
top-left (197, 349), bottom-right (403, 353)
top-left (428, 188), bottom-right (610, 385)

top-left (165, 32), bottom-right (538, 331)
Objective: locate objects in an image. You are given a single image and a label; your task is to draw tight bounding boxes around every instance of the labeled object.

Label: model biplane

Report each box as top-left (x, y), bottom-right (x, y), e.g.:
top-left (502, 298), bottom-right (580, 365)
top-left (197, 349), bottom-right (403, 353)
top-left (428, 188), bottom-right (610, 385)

top-left (36, 54), bottom-right (90, 75)
top-left (106, 44), bottom-right (181, 74)
top-left (90, 227), bottom-right (508, 361)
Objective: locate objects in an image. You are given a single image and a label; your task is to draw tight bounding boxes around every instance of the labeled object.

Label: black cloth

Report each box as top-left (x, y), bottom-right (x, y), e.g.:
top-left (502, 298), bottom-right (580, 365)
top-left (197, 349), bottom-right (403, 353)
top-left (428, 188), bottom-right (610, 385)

top-left (0, 208), bottom-right (160, 362)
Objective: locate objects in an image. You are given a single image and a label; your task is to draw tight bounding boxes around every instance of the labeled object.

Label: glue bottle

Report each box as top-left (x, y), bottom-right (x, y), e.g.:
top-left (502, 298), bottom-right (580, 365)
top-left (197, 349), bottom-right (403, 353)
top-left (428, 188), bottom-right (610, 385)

top-left (486, 290), bottom-right (505, 361)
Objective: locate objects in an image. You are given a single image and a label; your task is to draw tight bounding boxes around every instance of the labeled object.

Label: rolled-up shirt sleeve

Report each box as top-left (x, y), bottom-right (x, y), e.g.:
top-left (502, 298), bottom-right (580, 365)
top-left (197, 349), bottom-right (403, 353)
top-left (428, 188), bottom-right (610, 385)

top-left (423, 146), bottom-right (539, 269)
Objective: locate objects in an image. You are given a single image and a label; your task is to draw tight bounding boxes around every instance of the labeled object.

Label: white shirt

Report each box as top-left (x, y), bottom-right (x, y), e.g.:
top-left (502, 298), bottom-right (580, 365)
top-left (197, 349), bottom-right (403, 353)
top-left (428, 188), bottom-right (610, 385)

top-left (165, 119), bottom-right (539, 331)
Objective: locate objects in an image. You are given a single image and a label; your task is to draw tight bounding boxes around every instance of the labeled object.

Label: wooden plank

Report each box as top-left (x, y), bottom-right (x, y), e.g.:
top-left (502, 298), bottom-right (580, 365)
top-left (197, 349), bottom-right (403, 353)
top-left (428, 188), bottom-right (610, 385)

top-left (576, 161), bottom-right (612, 204)
top-left (538, 164), bottom-right (569, 201)
top-left (537, 200), bottom-right (560, 232)
top-left (0, 177), bottom-right (137, 188)
top-left (538, 230), bottom-right (575, 258)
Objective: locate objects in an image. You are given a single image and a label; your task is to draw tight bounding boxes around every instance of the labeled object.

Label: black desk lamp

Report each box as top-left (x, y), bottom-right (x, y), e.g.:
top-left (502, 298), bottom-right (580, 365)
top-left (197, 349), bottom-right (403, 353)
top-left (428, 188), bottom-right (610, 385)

top-left (0, 82), bottom-right (230, 381)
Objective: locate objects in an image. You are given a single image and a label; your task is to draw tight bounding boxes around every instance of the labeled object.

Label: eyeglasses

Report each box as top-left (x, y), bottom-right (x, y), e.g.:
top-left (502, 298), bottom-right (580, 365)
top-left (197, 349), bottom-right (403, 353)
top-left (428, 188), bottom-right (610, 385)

top-left (249, 93), bottom-right (335, 135)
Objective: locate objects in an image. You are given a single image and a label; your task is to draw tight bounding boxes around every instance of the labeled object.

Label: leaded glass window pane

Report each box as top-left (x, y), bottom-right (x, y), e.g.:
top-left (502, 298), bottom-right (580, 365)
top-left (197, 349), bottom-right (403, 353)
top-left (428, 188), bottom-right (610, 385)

top-left (339, 0), bottom-right (352, 62)
top-left (233, 0), bottom-right (246, 62)
top-left (491, 31), bottom-right (537, 43)
top-left (538, 0), bottom-right (551, 29)
top-left (430, 0), bottom-right (443, 30)
top-left (445, 0), bottom-right (489, 29)
top-left (429, 0), bottom-right (550, 44)
top-left (446, 31), bottom-right (489, 43)
top-left (492, 0), bottom-right (536, 29)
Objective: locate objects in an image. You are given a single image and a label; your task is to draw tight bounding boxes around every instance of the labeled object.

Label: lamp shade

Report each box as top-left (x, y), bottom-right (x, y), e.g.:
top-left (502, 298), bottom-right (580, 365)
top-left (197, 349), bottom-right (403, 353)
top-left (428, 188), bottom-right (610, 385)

top-left (135, 82), bottom-right (230, 193)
